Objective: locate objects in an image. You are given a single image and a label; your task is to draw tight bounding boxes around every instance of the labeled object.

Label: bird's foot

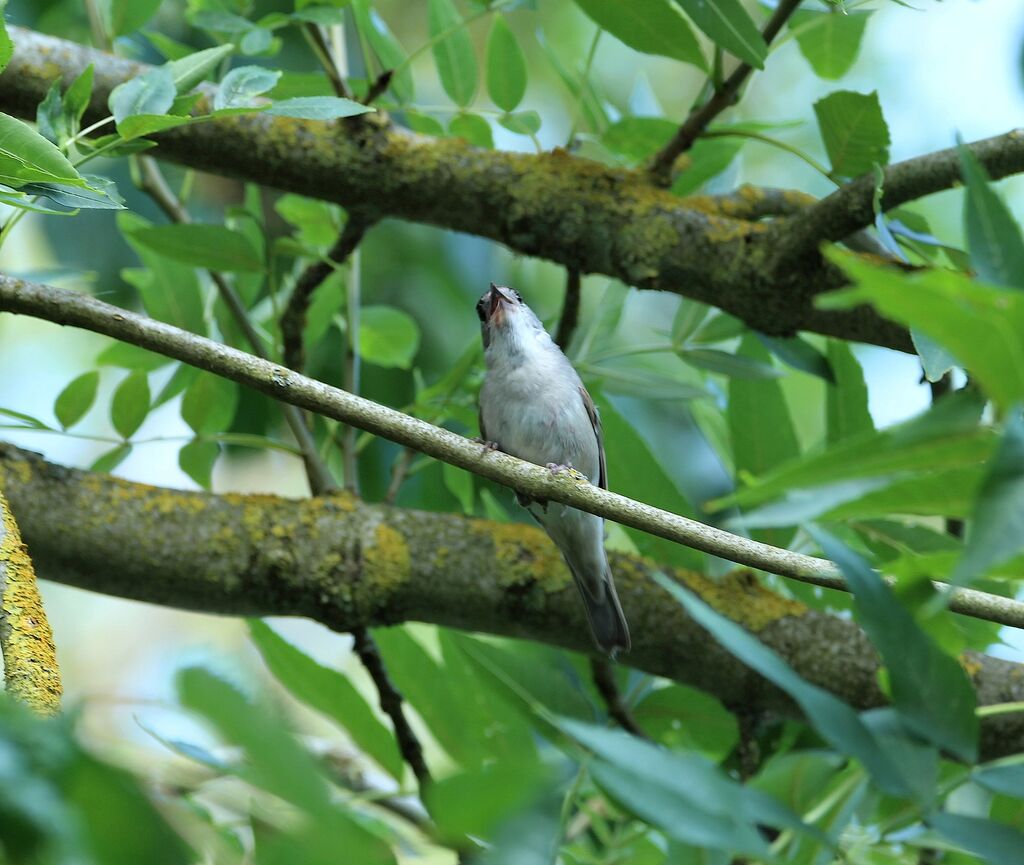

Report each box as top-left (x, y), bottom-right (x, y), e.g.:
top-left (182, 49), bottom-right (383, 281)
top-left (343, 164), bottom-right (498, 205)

top-left (545, 462), bottom-right (573, 475)
top-left (474, 437), bottom-right (500, 456)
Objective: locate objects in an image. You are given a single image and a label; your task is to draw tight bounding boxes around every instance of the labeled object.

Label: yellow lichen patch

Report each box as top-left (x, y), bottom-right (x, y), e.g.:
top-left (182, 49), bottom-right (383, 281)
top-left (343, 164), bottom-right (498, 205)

top-left (0, 491), bottom-right (61, 715)
top-left (960, 654), bottom-right (984, 679)
top-left (474, 520), bottom-right (571, 594)
top-left (0, 456), bottom-right (34, 486)
top-left (678, 568), bottom-right (807, 632)
top-left (361, 523), bottom-right (411, 607)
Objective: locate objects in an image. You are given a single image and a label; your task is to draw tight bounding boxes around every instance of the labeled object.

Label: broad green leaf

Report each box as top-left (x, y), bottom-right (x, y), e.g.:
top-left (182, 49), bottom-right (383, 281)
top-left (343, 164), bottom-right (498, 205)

top-left (442, 462), bottom-right (474, 513)
top-left (130, 224), bottom-right (263, 272)
top-left (424, 763), bottom-right (546, 843)
top-left (632, 684), bottom-right (739, 760)
top-left (573, 0), bottom-right (706, 69)
top-left (54, 371), bottom-right (99, 430)
top-left (178, 438), bottom-right (218, 489)
top-left (674, 0), bottom-right (766, 68)
top-left (958, 141), bottom-right (1024, 289)
top-left (751, 751), bottom-right (846, 815)
top-left (36, 80), bottom-right (66, 145)
top-left (826, 340), bottom-right (872, 443)
top-left (560, 717), bottom-right (827, 855)
top-left (153, 364), bottom-right (199, 409)
top-left (275, 193), bottom-right (340, 247)
top-left (0, 0), bottom-right (12, 76)
top-left (352, 0), bottom-right (414, 103)
top-left (821, 250), bottom-right (1024, 409)
top-left (180, 372), bottom-right (238, 435)
top-left (913, 328), bottom-right (957, 383)
top-left (475, 795), bottom-right (563, 865)
top-left (756, 333), bottom-right (835, 383)
top-left (653, 572), bottom-right (911, 797)
top-left (929, 813), bottom-right (1024, 865)
top-left (266, 96), bottom-right (374, 119)
top-left (0, 113), bottom-right (87, 188)
top-left (107, 0), bottom-right (162, 36)
top-left (789, 9), bottom-right (871, 80)
top-left (109, 65), bottom-right (176, 124)
top-left (247, 620), bottom-right (404, 781)
top-left (449, 112), bottom-right (494, 148)
top-left (214, 65), bottom-right (281, 110)
top-left (429, 0), bottom-right (479, 107)
top-left (91, 442), bottom-right (132, 473)
top-left (602, 116), bottom-right (675, 162)
top-left (64, 64), bottom-right (94, 128)
top-left (973, 760), bottom-right (1024, 798)
top-left (23, 178), bottom-right (124, 210)
top-left (672, 134), bottom-right (746, 195)
top-left (97, 341), bottom-right (170, 371)
top-left (953, 410), bottom-right (1024, 583)
top-left (497, 110), bottom-right (541, 136)
top-left (168, 45), bottom-right (235, 93)
top-left (110, 370), bottom-right (150, 439)
top-left (405, 110), bottom-right (445, 136)
top-left (813, 90), bottom-right (890, 179)
top-left (486, 15), bottom-right (527, 111)
top-left (812, 530), bottom-right (978, 761)
top-left (681, 346), bottom-right (782, 379)
top-left (359, 305), bottom-right (420, 369)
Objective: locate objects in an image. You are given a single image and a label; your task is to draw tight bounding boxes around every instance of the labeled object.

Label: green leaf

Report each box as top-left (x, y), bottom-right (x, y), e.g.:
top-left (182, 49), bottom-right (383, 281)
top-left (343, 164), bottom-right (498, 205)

top-left (497, 110), bottom-right (541, 136)
top-left (247, 620), bottom-right (405, 781)
top-left (632, 684), bottom-right (739, 760)
top-left (442, 462), bottom-right (474, 514)
top-left (180, 372), bottom-right (238, 435)
top-left (54, 371), bottom-right (100, 430)
top-left (953, 409), bottom-right (1024, 583)
top-left (821, 250), bottom-right (1024, 410)
top-left (671, 133), bottom-right (746, 195)
top-left (429, 0), bottom-right (478, 107)
top-left (352, 0), bottom-right (414, 103)
top-left (178, 438), bottom-right (219, 488)
top-left (97, 341), bottom-right (170, 371)
top-left (91, 442), bottom-right (132, 473)
top-left (913, 329), bottom-right (956, 383)
top-left (929, 813), bottom-right (1024, 865)
top-left (972, 760), bottom-right (1024, 798)
top-left (129, 224), bottom-right (264, 272)
top-left (573, 0), bottom-right (706, 69)
top-left (0, 0), bottom-right (12, 76)
top-left (0, 406), bottom-right (53, 429)
top-left (359, 305), bottom-right (420, 369)
top-left (405, 110), bottom-right (445, 136)
top-left (107, 0), bottom-right (162, 36)
top-left (826, 340), bottom-right (872, 443)
top-left (653, 571), bottom-right (911, 797)
top-left (214, 65), bottom-right (281, 110)
top-left (958, 141), bottom-right (1024, 289)
top-left (168, 45), bottom-right (236, 93)
top-left (673, 0), bottom-right (766, 68)
top-left (36, 80), bottom-right (65, 145)
top-left (448, 112), bottom-right (494, 148)
top-left (813, 90), bottom-right (890, 178)
top-left (110, 370), bottom-right (150, 439)
top-left (681, 346), bottom-right (782, 379)
top-left (789, 9), bottom-right (871, 80)
top-left (602, 116), bottom-right (676, 162)
top-left (486, 15), bottom-right (527, 111)
top-left (23, 178), bottom-right (125, 210)
top-left (265, 96), bottom-right (374, 119)
top-left (0, 112), bottom-right (87, 188)
top-left (109, 65), bottom-right (176, 124)
top-left (756, 333), bottom-right (835, 383)
top-left (64, 64), bottom-right (94, 128)
top-left (812, 530), bottom-right (978, 761)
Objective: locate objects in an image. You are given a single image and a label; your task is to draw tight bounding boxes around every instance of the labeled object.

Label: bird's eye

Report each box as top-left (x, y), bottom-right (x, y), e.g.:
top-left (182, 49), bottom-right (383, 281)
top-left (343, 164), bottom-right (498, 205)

top-left (475, 300), bottom-right (486, 321)
top-left (513, 290), bottom-right (522, 302)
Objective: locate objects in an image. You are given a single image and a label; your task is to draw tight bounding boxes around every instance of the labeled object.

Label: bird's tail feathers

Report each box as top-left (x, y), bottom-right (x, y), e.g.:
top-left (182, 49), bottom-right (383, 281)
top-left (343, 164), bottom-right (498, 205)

top-left (567, 561), bottom-right (631, 656)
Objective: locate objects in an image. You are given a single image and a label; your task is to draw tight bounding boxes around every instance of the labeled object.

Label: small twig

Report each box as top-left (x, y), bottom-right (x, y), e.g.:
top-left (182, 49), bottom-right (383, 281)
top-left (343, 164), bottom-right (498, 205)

top-left (343, 243), bottom-right (362, 495)
top-left (589, 657), bottom-right (649, 740)
top-left (554, 268), bottom-right (581, 351)
top-left (302, 23), bottom-right (352, 100)
top-left (280, 216), bottom-right (373, 373)
top-left (648, 0), bottom-right (805, 185)
top-left (929, 375), bottom-right (966, 539)
top-left (384, 447), bottom-right (415, 505)
top-left (351, 629), bottom-right (432, 787)
top-left (363, 70), bottom-right (393, 105)
top-left (0, 489), bottom-right (61, 715)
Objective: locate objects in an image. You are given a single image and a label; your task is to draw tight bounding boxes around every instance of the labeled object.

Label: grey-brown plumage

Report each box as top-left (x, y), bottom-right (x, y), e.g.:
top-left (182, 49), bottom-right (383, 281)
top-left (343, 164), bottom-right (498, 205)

top-left (476, 283), bottom-right (630, 655)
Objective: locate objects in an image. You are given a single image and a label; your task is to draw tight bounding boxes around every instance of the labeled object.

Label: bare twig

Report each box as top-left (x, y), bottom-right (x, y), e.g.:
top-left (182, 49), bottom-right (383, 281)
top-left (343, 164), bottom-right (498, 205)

top-left (589, 657), bottom-right (649, 740)
top-left (554, 268), bottom-right (581, 351)
top-left (648, 0), bottom-right (805, 185)
top-left (5, 273), bottom-right (1024, 632)
top-left (363, 70), bottom-right (393, 105)
top-left (302, 23), bottom-right (352, 100)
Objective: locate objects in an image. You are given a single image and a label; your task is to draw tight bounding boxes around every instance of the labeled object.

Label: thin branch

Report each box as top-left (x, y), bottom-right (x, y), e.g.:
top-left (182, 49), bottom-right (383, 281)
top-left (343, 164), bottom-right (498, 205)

top-left (771, 129), bottom-right (1024, 268)
top-left (3, 273), bottom-right (1023, 632)
top-left (0, 489), bottom-right (61, 714)
top-left (589, 657), bottom-right (649, 740)
top-left (383, 447), bottom-right (415, 505)
top-left (301, 23), bottom-right (352, 99)
top-left (363, 70), bottom-right (393, 105)
top-left (135, 157), bottom-right (336, 495)
top-left (648, 0), bottom-right (805, 185)
top-left (554, 267), bottom-right (581, 351)
top-left (280, 216), bottom-right (373, 373)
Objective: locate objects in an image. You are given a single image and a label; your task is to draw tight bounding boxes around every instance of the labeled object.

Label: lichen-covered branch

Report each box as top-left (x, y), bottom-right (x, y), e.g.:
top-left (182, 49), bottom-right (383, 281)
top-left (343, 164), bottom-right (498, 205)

top-left (3, 272), bottom-right (1024, 631)
top-left (0, 488), bottom-right (61, 715)
top-left (2, 442), bottom-right (1022, 760)
top-left (0, 25), bottom-right (916, 350)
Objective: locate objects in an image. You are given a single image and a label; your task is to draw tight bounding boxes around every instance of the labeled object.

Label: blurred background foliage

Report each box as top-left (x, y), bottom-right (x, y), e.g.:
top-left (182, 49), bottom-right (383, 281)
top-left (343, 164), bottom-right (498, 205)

top-left (1, 0), bottom-right (1024, 862)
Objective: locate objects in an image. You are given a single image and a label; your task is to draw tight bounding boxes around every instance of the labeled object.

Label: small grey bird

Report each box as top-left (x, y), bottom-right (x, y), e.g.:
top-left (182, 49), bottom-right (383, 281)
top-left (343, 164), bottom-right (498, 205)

top-left (476, 283), bottom-right (630, 655)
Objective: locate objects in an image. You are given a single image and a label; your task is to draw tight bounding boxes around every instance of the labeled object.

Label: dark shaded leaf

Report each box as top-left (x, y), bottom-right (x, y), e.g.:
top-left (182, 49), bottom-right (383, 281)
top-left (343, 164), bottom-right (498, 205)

top-left (674, 0), bottom-right (766, 68)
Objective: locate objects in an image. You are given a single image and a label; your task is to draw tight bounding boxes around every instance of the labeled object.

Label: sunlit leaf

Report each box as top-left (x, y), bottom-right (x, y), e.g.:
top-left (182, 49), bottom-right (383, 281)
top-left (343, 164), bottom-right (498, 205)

top-left (214, 65), bottom-right (281, 110)
top-left (573, 0), bottom-right (706, 69)
top-left (674, 0), bottom-right (766, 68)
top-left (429, 0), bottom-right (478, 107)
top-left (0, 112), bottom-right (87, 188)
top-left (54, 371), bottom-right (99, 430)
top-left (130, 224), bottom-right (264, 272)
top-left (110, 370), bottom-right (150, 439)
top-left (107, 0), bottom-right (162, 37)
top-left (359, 305), bottom-right (420, 369)
top-left (789, 9), bottom-right (871, 79)
top-left (449, 112), bottom-right (494, 148)
top-left (813, 90), bottom-right (890, 178)
top-left (486, 15), bottom-right (527, 111)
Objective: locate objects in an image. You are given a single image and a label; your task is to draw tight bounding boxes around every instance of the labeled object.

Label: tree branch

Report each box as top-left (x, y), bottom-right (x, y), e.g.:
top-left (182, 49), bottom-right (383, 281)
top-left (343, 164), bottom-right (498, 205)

top-left (3, 442), bottom-right (1023, 761)
top-left (2, 272), bottom-right (1023, 632)
top-left (589, 657), bottom-right (649, 740)
top-left (0, 25), bottom-right (931, 351)
top-left (554, 267), bottom-right (581, 351)
top-left (0, 488), bottom-right (61, 715)
top-left (648, 0), bottom-right (805, 185)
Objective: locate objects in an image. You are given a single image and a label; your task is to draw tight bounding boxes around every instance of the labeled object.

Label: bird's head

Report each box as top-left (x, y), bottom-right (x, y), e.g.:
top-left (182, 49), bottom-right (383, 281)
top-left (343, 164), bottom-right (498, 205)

top-left (476, 283), bottom-right (544, 351)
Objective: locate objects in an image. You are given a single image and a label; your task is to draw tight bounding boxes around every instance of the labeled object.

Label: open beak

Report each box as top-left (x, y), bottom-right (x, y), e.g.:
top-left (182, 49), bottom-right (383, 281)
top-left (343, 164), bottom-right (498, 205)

top-left (486, 282), bottom-right (509, 323)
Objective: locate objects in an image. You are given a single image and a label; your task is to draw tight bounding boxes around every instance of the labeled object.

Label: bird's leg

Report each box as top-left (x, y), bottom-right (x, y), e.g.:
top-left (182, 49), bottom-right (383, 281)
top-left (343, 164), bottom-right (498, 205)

top-left (473, 437), bottom-right (501, 456)
top-left (545, 462), bottom-right (573, 474)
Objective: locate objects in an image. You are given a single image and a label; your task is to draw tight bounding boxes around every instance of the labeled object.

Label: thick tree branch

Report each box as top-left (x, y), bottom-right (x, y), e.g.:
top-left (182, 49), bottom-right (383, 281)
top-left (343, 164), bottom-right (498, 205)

top-left (2, 272), bottom-right (1022, 631)
top-left (648, 0), bottom-right (805, 185)
top-left (0, 488), bottom-right (61, 715)
top-left (0, 25), bottom-right (923, 351)
top-left (2, 442), bottom-right (1023, 760)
